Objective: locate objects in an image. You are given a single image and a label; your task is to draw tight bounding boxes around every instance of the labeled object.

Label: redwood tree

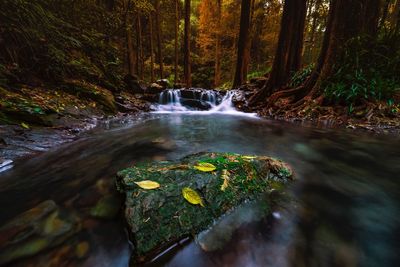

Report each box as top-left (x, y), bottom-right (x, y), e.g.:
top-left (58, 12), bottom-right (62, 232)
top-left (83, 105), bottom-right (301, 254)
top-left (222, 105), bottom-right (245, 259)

top-left (232, 0), bottom-right (252, 88)
top-left (250, 0), bottom-right (307, 104)
top-left (155, 0), bottom-right (164, 79)
top-left (125, 0), bottom-right (136, 77)
top-left (174, 0), bottom-right (179, 85)
top-left (183, 0), bottom-right (191, 88)
top-left (265, 0), bottom-right (382, 108)
top-left (214, 0), bottom-right (222, 87)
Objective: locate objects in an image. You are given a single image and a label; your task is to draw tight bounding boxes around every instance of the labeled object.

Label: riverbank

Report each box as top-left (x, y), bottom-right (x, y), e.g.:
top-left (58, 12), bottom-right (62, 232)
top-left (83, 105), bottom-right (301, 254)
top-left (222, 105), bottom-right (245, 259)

top-left (2, 82), bottom-right (400, 171)
top-left (235, 78), bottom-right (400, 134)
top-left (0, 80), bottom-right (157, 170)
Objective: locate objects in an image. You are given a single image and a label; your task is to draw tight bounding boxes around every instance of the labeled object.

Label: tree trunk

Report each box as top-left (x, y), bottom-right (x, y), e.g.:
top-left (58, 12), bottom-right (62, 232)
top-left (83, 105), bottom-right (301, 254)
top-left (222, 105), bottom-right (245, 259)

top-left (267, 0), bottom-right (382, 107)
top-left (155, 0), bottom-right (164, 79)
top-left (363, 0), bottom-right (382, 37)
top-left (125, 0), bottom-right (136, 77)
top-left (250, 0), bottom-right (307, 103)
top-left (379, 0), bottom-right (390, 29)
top-left (136, 13), bottom-right (144, 80)
top-left (174, 0), bottom-right (179, 85)
top-left (242, 0), bottom-right (256, 85)
top-left (315, 0), bottom-right (380, 87)
top-left (232, 0), bottom-right (252, 88)
top-left (149, 13), bottom-right (155, 82)
top-left (183, 0), bottom-right (192, 88)
top-left (214, 0), bottom-right (222, 88)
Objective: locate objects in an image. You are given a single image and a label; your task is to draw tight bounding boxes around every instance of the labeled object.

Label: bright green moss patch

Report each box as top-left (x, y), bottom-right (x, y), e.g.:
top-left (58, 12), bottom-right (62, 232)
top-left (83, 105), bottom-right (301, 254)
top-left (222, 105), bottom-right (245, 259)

top-left (116, 152), bottom-right (293, 261)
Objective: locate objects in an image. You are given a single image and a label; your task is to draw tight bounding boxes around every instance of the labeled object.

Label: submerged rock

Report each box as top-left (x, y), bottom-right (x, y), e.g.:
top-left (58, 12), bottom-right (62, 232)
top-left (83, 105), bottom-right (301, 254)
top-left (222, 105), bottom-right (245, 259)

top-left (0, 200), bottom-right (80, 265)
top-left (116, 152), bottom-right (293, 261)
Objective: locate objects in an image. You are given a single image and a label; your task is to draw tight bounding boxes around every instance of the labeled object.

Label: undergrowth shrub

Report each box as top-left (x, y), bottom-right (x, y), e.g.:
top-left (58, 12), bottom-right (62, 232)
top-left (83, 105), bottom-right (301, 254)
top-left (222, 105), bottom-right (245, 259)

top-left (289, 64), bottom-right (314, 87)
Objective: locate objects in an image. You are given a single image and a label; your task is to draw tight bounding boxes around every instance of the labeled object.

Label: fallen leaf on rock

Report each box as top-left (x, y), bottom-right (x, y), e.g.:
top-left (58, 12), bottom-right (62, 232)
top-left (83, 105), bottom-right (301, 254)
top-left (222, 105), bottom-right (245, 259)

top-left (242, 155), bottom-right (257, 160)
top-left (182, 187), bottom-right (204, 207)
top-left (21, 122), bottom-right (30, 129)
top-left (220, 169), bottom-right (230, 191)
top-left (134, 180), bottom-right (160, 190)
top-left (194, 162), bottom-right (216, 172)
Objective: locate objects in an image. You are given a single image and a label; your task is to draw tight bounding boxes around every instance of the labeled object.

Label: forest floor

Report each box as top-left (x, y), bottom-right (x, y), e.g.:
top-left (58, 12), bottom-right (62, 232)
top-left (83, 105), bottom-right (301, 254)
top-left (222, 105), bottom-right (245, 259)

top-left (0, 82), bottom-right (153, 169)
top-left (238, 78), bottom-right (400, 135)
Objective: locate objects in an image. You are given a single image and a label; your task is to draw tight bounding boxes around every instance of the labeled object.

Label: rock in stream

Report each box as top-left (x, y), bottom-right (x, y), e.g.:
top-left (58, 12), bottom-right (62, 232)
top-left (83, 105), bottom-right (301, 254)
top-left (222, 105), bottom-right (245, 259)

top-left (116, 152), bottom-right (294, 262)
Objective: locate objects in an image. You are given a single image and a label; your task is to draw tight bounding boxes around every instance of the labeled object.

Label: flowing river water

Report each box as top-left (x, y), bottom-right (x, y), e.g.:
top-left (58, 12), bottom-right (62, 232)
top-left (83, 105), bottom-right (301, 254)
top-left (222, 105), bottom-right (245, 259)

top-left (0, 91), bottom-right (400, 267)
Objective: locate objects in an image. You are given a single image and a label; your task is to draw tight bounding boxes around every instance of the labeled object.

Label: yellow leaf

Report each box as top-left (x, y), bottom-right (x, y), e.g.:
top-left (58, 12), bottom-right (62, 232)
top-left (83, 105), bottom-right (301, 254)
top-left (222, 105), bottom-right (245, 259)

top-left (220, 169), bottom-right (230, 191)
top-left (21, 122), bottom-right (30, 129)
top-left (242, 155), bottom-right (257, 160)
top-left (194, 162), bottom-right (216, 172)
top-left (134, 180), bottom-right (160, 190)
top-left (182, 187), bottom-right (204, 207)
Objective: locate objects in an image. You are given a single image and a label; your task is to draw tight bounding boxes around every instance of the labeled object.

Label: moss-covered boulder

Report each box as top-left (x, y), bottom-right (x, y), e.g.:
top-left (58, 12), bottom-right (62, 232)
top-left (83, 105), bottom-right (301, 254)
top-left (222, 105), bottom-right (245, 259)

top-left (116, 152), bottom-right (293, 261)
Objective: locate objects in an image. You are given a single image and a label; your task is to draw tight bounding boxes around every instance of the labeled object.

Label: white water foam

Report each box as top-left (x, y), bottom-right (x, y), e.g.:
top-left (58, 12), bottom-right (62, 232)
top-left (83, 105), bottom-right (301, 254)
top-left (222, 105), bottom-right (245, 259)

top-left (153, 90), bottom-right (258, 118)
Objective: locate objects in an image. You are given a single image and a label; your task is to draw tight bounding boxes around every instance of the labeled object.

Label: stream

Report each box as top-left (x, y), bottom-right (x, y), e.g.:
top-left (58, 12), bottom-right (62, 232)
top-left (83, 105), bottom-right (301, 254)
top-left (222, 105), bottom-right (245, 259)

top-left (0, 90), bottom-right (400, 267)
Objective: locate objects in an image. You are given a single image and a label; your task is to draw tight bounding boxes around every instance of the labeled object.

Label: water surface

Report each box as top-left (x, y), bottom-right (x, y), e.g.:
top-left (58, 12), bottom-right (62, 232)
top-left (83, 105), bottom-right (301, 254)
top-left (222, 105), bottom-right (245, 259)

top-left (1, 113), bottom-right (399, 267)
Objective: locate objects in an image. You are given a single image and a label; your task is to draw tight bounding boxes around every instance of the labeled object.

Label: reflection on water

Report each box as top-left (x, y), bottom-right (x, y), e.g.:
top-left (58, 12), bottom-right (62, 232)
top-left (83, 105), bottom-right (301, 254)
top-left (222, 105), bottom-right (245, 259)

top-left (0, 114), bottom-right (399, 266)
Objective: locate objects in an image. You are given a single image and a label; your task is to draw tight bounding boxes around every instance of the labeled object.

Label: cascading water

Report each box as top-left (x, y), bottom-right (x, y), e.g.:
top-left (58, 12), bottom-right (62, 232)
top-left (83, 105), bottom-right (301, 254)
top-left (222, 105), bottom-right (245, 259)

top-left (200, 91), bottom-right (217, 106)
top-left (156, 89), bottom-right (188, 112)
top-left (153, 89), bottom-right (257, 117)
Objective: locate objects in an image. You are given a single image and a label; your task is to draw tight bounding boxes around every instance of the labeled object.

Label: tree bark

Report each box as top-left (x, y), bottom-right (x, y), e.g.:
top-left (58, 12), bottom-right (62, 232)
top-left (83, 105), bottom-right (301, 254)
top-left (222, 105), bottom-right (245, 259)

top-left (242, 0), bottom-right (256, 85)
top-left (155, 0), bottom-right (164, 79)
top-left (250, 0), bottom-right (307, 103)
top-left (125, 0), bottom-right (136, 77)
top-left (266, 0), bottom-right (382, 107)
top-left (149, 13), bottom-right (155, 82)
top-left (232, 0), bottom-right (252, 88)
top-left (136, 13), bottom-right (144, 80)
top-left (214, 0), bottom-right (222, 88)
top-left (363, 0), bottom-right (382, 37)
top-left (174, 0), bottom-right (179, 85)
top-left (183, 0), bottom-right (192, 88)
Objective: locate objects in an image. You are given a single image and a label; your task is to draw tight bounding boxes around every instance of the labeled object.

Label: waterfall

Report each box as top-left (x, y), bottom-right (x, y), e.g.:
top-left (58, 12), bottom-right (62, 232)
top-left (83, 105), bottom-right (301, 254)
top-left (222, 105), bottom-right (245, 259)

top-left (159, 89), bottom-right (181, 105)
top-left (200, 91), bottom-right (217, 106)
top-left (157, 89), bottom-right (188, 111)
top-left (153, 89), bottom-right (257, 117)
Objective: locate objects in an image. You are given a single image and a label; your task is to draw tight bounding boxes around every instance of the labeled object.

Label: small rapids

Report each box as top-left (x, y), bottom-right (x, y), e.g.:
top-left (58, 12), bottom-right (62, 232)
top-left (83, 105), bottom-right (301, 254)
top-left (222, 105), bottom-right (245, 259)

top-left (153, 89), bottom-right (257, 117)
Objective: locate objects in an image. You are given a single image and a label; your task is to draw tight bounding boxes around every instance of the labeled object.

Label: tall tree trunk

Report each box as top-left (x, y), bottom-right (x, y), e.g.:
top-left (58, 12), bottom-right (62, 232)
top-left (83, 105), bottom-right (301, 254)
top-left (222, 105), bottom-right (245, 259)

top-left (250, 0), bottom-right (307, 103)
top-left (155, 0), bottom-right (164, 79)
top-left (183, 0), bottom-right (191, 88)
top-left (242, 0), bottom-right (256, 85)
top-left (214, 0), bottom-right (222, 88)
top-left (313, 0), bottom-right (380, 89)
top-left (266, 0), bottom-right (382, 107)
top-left (149, 13), bottom-right (155, 82)
top-left (232, 0), bottom-right (252, 88)
top-left (125, 0), bottom-right (136, 77)
top-left (363, 0), bottom-right (382, 37)
top-left (136, 13), bottom-right (144, 80)
top-left (174, 0), bottom-right (179, 85)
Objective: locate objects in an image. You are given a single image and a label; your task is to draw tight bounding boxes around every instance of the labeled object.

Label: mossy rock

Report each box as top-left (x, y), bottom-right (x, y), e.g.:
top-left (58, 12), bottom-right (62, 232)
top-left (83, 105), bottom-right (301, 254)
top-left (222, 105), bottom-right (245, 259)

top-left (62, 80), bottom-right (117, 113)
top-left (116, 152), bottom-right (293, 261)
